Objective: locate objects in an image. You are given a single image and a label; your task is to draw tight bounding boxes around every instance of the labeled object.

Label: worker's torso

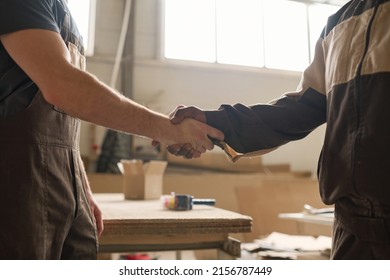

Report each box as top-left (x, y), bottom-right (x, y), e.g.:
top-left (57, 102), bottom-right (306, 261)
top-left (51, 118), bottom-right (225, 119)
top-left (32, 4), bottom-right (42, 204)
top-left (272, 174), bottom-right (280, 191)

top-left (0, 0), bottom-right (86, 184)
top-left (319, 0), bottom-right (390, 206)
top-left (0, 0), bottom-right (84, 117)
top-left (0, 0), bottom-right (97, 259)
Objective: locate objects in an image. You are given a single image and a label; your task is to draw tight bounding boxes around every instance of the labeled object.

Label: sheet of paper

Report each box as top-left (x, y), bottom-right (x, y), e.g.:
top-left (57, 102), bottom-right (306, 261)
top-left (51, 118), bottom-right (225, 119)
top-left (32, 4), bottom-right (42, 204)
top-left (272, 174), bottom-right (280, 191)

top-left (242, 231), bottom-right (332, 252)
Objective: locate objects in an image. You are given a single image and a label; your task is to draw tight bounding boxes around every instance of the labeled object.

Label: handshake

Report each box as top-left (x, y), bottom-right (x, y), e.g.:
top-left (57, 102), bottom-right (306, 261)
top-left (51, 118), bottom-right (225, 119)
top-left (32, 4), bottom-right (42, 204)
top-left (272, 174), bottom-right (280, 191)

top-left (152, 105), bottom-right (224, 160)
top-left (152, 104), bottom-right (271, 162)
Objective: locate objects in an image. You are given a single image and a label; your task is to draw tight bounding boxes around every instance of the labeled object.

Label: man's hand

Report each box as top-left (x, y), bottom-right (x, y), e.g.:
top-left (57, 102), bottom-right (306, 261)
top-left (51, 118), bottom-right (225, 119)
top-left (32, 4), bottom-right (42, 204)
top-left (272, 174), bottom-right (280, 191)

top-left (164, 105), bottom-right (218, 159)
top-left (80, 157), bottom-right (104, 238)
top-left (152, 105), bottom-right (208, 158)
top-left (169, 117), bottom-right (224, 158)
top-left (169, 105), bottom-right (206, 124)
top-left (86, 192), bottom-right (104, 238)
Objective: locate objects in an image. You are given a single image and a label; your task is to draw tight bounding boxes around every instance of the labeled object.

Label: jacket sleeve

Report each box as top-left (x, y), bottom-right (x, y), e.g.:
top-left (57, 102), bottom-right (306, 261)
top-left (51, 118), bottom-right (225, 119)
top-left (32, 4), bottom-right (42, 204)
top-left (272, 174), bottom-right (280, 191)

top-left (205, 37), bottom-right (328, 154)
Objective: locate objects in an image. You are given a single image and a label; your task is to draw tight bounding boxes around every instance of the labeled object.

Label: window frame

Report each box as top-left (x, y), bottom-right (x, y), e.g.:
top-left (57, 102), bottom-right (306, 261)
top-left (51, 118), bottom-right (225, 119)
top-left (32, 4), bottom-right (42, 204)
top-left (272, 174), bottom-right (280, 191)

top-left (159, 0), bottom-right (342, 73)
top-left (67, 0), bottom-right (96, 57)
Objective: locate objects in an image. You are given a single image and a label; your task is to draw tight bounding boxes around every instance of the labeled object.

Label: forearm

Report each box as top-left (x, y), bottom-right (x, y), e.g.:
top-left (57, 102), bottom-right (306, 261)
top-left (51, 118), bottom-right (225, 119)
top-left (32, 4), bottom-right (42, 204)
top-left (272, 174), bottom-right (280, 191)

top-left (205, 89), bottom-right (327, 153)
top-left (45, 67), bottom-right (225, 149)
top-left (1, 29), bottom-right (224, 150)
top-left (47, 67), bottom-right (170, 143)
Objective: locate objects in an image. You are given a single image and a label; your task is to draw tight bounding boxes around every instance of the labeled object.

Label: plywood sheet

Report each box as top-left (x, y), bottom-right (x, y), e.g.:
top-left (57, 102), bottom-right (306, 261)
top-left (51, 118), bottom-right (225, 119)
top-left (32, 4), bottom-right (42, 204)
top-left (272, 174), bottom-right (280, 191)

top-left (95, 193), bottom-right (252, 236)
top-left (235, 179), bottom-right (332, 241)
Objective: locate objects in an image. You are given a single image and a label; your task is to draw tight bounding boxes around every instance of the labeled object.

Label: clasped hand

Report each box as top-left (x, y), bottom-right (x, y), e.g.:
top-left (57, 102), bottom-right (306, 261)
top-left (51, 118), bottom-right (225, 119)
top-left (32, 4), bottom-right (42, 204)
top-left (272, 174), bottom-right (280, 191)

top-left (155, 105), bottom-right (224, 159)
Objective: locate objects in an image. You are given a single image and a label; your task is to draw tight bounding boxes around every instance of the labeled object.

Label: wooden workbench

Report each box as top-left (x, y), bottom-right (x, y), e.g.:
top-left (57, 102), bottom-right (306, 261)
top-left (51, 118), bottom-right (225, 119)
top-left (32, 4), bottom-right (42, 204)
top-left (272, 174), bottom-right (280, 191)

top-left (95, 193), bottom-right (252, 258)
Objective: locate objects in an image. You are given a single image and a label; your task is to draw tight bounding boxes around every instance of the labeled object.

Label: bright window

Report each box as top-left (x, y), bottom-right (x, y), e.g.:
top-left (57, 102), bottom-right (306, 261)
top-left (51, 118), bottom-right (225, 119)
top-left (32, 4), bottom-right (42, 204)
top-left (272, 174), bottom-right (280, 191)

top-left (263, 0), bottom-right (309, 71)
top-left (164, 0), bottom-right (216, 62)
top-left (163, 0), bottom-right (341, 72)
top-left (309, 4), bottom-right (340, 59)
top-left (67, 0), bottom-right (96, 56)
top-left (216, 0), bottom-right (264, 67)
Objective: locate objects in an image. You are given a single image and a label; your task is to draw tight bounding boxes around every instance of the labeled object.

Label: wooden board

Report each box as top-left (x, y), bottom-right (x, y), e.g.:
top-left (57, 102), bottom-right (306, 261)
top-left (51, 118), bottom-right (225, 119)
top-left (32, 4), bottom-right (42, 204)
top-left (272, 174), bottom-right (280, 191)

top-left (235, 181), bottom-right (332, 240)
top-left (95, 193), bottom-right (252, 236)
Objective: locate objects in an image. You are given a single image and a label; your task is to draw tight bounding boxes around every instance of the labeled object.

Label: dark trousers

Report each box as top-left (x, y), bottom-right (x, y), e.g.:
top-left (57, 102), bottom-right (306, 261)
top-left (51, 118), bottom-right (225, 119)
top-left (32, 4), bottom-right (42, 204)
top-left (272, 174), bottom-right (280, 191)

top-left (331, 197), bottom-right (390, 259)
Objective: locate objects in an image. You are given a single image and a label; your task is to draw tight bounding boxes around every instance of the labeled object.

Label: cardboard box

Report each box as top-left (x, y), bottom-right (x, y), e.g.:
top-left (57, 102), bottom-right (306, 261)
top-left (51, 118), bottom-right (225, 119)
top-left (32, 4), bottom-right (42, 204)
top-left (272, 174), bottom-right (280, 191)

top-left (119, 160), bottom-right (167, 200)
top-left (87, 173), bottom-right (122, 193)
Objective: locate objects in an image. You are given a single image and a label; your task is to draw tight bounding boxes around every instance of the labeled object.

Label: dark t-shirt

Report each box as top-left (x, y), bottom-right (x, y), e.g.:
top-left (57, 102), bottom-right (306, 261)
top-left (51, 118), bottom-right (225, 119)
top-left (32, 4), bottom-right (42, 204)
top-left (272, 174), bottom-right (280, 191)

top-left (0, 0), bottom-right (82, 117)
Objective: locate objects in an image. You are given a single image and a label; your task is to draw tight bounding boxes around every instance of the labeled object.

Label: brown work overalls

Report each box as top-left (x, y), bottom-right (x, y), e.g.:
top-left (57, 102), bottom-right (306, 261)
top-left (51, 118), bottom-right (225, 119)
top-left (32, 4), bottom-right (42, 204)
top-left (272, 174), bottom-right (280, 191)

top-left (0, 42), bottom-right (98, 259)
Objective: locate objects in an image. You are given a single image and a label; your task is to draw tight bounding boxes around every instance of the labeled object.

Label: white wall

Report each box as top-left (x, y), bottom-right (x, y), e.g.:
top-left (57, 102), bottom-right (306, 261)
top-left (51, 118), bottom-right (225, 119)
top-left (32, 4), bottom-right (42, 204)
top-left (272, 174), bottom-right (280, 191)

top-left (84, 0), bottom-right (326, 174)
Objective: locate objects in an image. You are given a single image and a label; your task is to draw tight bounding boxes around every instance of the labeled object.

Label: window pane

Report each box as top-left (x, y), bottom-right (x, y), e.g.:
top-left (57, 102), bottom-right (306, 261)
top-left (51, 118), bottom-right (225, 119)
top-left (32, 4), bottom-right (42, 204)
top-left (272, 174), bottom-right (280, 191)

top-left (263, 0), bottom-right (308, 71)
top-left (309, 4), bottom-right (340, 60)
top-left (216, 0), bottom-right (264, 67)
top-left (68, 0), bottom-right (94, 55)
top-left (164, 0), bottom-right (216, 62)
